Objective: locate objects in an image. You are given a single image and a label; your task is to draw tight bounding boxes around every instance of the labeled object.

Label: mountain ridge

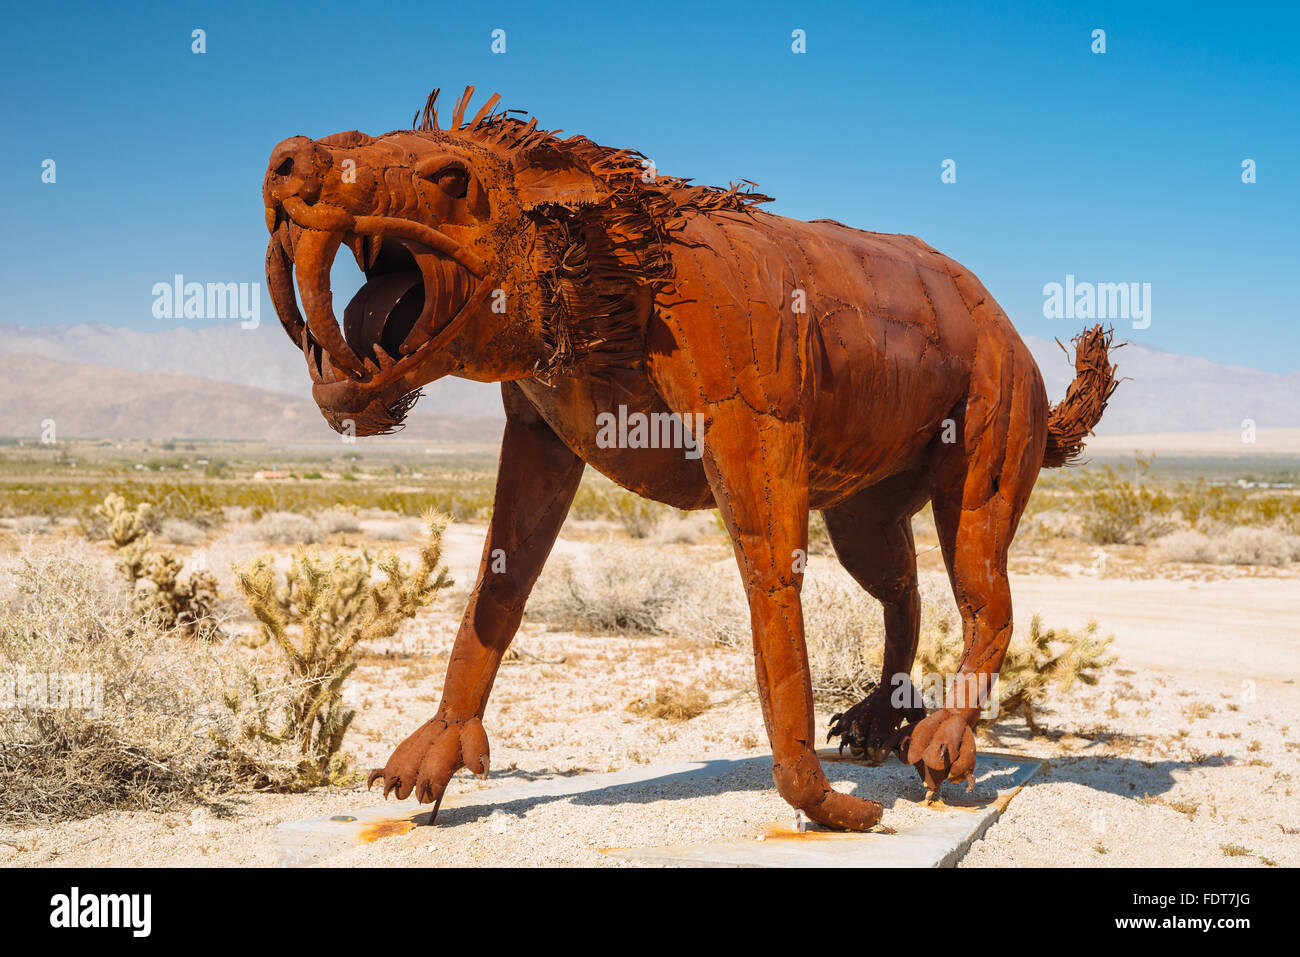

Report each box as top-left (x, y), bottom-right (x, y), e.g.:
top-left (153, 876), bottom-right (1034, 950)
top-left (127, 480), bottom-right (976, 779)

top-left (1, 321), bottom-right (1295, 438)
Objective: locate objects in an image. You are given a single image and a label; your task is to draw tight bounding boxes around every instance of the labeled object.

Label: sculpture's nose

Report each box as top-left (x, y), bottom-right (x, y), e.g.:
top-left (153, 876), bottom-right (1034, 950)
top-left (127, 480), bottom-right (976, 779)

top-left (265, 136), bottom-right (332, 204)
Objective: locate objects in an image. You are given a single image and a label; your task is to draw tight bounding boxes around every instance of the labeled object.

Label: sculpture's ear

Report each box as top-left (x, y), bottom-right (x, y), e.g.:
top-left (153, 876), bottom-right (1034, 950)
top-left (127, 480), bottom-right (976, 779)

top-left (513, 146), bottom-right (608, 211)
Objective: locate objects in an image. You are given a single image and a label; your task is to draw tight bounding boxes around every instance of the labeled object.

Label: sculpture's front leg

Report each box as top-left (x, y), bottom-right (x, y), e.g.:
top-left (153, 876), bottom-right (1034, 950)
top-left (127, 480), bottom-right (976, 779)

top-left (700, 399), bottom-right (883, 831)
top-left (367, 383), bottom-right (584, 812)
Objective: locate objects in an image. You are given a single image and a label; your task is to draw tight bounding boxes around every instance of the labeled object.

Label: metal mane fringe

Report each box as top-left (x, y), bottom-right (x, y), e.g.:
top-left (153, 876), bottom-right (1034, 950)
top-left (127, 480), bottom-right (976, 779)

top-left (1043, 326), bottom-right (1120, 468)
top-left (407, 88), bottom-right (772, 379)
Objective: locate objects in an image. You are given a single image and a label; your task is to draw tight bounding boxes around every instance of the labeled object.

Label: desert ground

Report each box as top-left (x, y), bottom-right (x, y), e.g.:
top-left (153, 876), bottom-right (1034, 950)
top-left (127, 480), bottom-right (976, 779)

top-left (0, 439), bottom-right (1297, 867)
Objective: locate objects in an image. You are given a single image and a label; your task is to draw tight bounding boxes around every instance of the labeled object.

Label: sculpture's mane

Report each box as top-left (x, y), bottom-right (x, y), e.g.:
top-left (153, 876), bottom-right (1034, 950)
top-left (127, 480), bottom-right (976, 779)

top-left (408, 88), bottom-right (772, 380)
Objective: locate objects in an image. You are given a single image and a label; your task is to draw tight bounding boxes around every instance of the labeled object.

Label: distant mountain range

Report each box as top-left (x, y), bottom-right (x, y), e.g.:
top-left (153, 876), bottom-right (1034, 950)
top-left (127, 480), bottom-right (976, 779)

top-left (1029, 335), bottom-right (1300, 435)
top-left (0, 320), bottom-right (505, 418)
top-left (0, 321), bottom-right (505, 442)
top-left (0, 321), bottom-right (1295, 441)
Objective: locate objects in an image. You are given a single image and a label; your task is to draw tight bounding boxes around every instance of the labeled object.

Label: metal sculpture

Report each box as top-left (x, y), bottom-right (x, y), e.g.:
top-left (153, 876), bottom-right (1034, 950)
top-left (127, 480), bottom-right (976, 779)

top-left (262, 88), bottom-right (1116, 830)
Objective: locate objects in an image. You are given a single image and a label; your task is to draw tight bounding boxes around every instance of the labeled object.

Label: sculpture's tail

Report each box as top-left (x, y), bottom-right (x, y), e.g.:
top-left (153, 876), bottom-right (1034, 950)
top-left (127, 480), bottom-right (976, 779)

top-left (1042, 325), bottom-right (1119, 468)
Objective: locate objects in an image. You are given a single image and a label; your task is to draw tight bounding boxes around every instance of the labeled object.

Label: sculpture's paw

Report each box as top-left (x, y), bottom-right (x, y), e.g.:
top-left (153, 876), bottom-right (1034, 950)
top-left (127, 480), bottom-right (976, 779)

top-left (899, 708), bottom-right (977, 795)
top-left (828, 679), bottom-right (925, 764)
top-left (366, 715), bottom-right (490, 816)
top-left (803, 789), bottom-right (885, 832)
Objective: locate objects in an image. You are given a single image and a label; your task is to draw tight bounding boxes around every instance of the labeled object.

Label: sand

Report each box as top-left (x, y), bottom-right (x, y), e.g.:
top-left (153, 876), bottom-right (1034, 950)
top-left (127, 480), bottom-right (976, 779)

top-left (3, 522), bottom-right (1297, 868)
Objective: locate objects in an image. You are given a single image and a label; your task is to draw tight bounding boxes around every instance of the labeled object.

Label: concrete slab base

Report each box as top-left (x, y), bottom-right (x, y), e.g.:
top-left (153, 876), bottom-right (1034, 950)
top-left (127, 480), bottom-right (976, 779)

top-left (275, 749), bottom-right (1039, 867)
top-left (275, 757), bottom-right (731, 866)
top-left (602, 751), bottom-right (1038, 867)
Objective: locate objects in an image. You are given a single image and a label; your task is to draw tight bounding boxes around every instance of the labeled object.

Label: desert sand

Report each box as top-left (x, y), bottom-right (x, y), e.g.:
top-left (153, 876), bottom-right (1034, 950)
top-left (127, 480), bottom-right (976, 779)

top-left (2, 520), bottom-right (1297, 868)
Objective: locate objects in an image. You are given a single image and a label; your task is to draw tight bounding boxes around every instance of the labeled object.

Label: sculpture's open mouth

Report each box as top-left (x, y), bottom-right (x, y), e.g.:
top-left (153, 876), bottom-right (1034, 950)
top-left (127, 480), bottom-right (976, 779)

top-left (264, 197), bottom-right (493, 434)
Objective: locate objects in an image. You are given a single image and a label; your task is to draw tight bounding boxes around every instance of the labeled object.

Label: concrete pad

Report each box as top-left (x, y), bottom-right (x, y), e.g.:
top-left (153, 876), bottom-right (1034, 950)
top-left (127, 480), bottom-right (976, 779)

top-left (275, 749), bottom-right (1039, 867)
top-left (603, 751), bottom-right (1039, 867)
top-left (275, 758), bottom-right (731, 866)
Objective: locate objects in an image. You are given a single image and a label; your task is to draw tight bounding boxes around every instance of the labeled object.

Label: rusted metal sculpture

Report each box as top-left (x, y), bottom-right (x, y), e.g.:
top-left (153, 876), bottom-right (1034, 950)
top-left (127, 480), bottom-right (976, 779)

top-left (262, 89), bottom-right (1116, 830)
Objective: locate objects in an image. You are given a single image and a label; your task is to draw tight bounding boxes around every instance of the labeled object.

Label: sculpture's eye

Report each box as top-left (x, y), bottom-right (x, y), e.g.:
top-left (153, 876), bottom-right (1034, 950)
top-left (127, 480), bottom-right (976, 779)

top-left (430, 165), bottom-right (469, 199)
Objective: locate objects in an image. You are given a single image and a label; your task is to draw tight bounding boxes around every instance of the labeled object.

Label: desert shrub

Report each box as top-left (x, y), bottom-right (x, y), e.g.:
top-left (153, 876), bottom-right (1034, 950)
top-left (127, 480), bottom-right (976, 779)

top-left (1223, 527), bottom-right (1300, 565)
top-left (658, 559), bottom-right (751, 647)
top-left (1003, 617), bottom-right (1115, 729)
top-left (662, 567), bottom-right (959, 704)
top-left (650, 510), bottom-right (711, 546)
top-left (1160, 527), bottom-right (1300, 566)
top-left (916, 614), bottom-right (1114, 732)
top-left (1017, 508), bottom-right (1084, 541)
top-left (531, 545), bottom-right (699, 634)
top-left (1158, 530), bottom-right (1217, 564)
top-left (364, 517), bottom-right (422, 541)
top-left (626, 684), bottom-right (711, 721)
top-left (802, 578), bottom-right (961, 704)
top-left (1176, 482), bottom-right (1300, 532)
top-left (532, 545), bottom-right (1114, 723)
top-left (1076, 461), bottom-right (1176, 545)
top-left (83, 495), bottom-right (223, 640)
top-left (807, 512), bottom-right (833, 554)
top-left (611, 490), bottom-right (666, 539)
top-left (227, 513), bottom-right (452, 788)
top-left (223, 505), bottom-right (256, 524)
top-left (6, 515), bottom-right (50, 535)
top-left (0, 468), bottom-right (507, 525)
top-left (158, 518), bottom-right (206, 546)
top-left (801, 577), bottom-right (885, 702)
top-left (568, 479), bottom-right (673, 535)
top-left (0, 542), bottom-right (249, 824)
top-left (240, 511), bottom-right (322, 546)
top-left (318, 508), bottom-right (362, 534)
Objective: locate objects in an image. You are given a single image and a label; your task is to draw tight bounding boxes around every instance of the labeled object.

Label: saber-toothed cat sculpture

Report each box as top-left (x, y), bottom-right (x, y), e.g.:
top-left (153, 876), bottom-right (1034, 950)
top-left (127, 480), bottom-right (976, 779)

top-left (261, 88), bottom-right (1116, 830)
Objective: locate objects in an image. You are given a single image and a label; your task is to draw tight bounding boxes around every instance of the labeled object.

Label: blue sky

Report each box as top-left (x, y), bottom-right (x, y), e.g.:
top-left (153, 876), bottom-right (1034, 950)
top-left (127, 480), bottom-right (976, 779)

top-left (2, 0), bottom-right (1297, 371)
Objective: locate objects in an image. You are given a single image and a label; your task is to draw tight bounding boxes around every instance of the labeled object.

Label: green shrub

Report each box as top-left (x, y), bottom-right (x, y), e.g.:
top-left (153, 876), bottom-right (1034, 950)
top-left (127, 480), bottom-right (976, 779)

top-left (1077, 459), bottom-right (1176, 545)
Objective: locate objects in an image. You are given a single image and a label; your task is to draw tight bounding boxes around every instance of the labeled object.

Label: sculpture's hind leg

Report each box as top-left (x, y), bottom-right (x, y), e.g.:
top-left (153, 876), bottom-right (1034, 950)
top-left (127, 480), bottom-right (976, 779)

top-left (822, 484), bottom-right (926, 763)
top-left (901, 338), bottom-right (1048, 793)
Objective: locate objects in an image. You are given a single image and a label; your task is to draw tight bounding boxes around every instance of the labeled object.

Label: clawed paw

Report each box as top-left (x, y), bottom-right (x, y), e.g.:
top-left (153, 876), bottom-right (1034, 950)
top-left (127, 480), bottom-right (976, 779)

top-left (828, 678), bottom-right (925, 764)
top-left (366, 715), bottom-right (490, 818)
top-left (898, 707), bottom-right (977, 793)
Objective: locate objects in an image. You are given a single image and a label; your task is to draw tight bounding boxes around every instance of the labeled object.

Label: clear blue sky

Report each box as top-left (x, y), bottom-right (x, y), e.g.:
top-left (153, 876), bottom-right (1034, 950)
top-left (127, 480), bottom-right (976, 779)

top-left (3, 0), bottom-right (1296, 371)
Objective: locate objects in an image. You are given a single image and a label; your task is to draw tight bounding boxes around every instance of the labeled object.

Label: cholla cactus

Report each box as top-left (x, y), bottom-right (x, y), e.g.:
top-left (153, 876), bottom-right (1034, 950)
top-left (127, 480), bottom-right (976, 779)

top-left (109, 502), bottom-right (219, 641)
top-left (231, 512), bottom-right (452, 787)
top-left (126, 550), bottom-right (221, 640)
top-left (116, 538), bottom-right (152, 583)
top-left (917, 614), bottom-right (1114, 733)
top-left (92, 493), bottom-right (154, 548)
top-left (999, 616), bottom-right (1116, 731)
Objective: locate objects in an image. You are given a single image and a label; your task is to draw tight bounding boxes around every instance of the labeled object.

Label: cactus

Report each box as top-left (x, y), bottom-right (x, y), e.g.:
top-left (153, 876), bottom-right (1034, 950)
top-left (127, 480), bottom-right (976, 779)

top-left (229, 512), bottom-right (452, 787)
top-left (127, 550), bottom-right (221, 641)
top-left (92, 493), bottom-right (155, 548)
top-left (917, 614), bottom-right (1115, 733)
